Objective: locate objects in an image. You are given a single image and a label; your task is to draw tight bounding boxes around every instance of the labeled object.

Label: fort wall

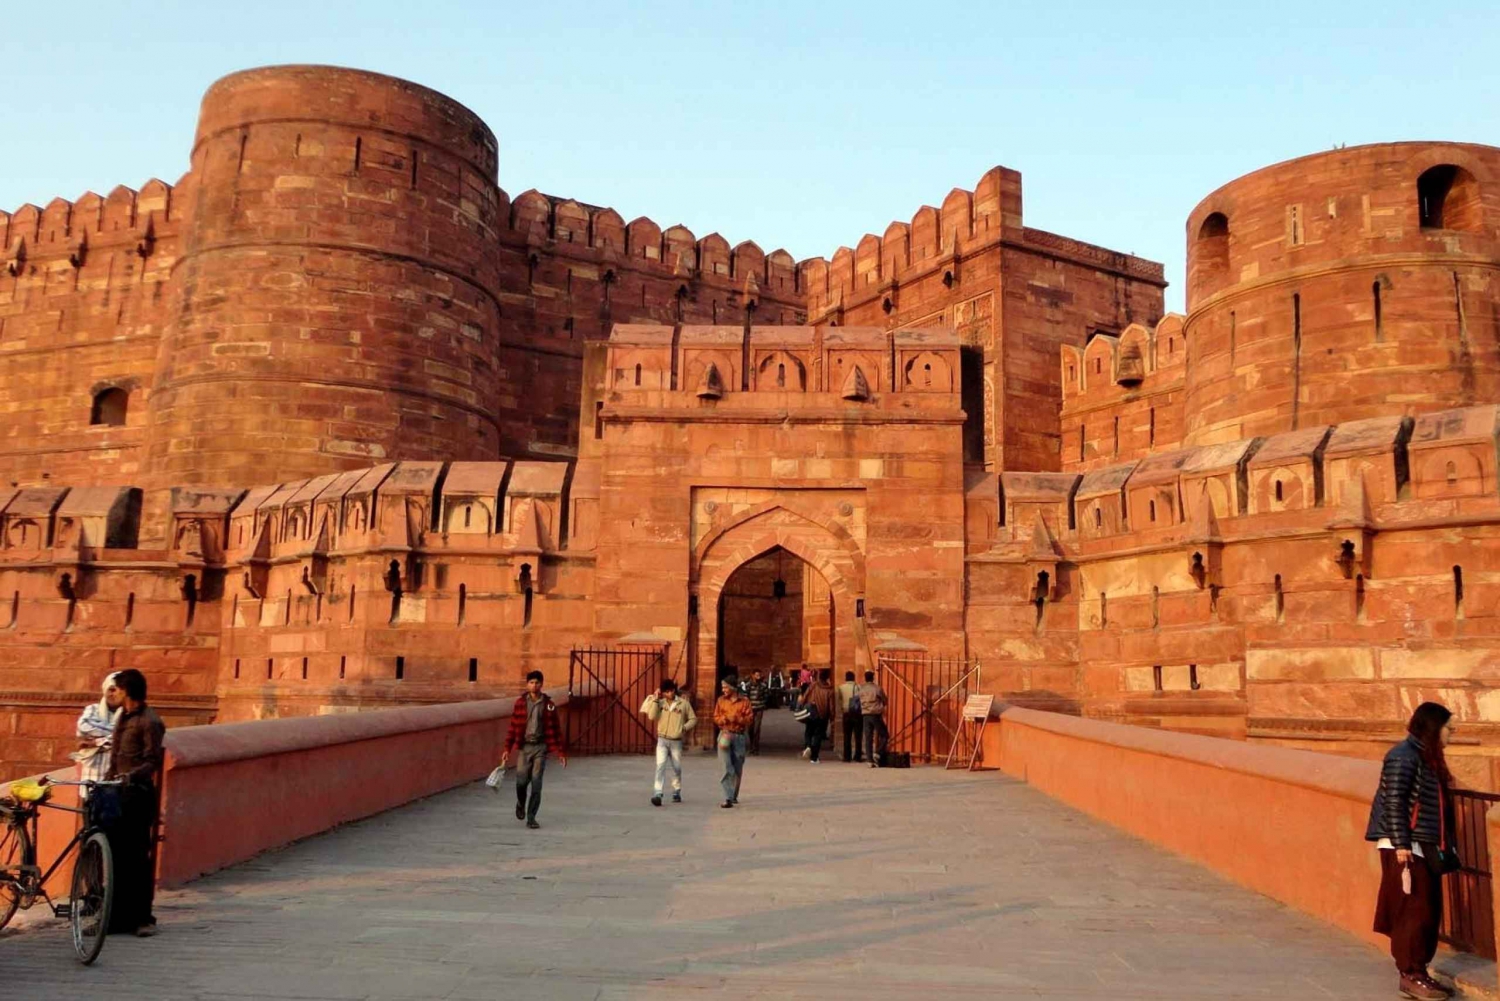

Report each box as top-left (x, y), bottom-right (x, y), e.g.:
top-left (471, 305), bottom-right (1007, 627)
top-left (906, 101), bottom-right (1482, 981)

top-left (0, 182), bottom-right (182, 486)
top-left (9, 65), bottom-right (1500, 793)
top-left (0, 456), bottom-right (592, 779)
top-left (801, 168), bottom-right (1166, 472)
top-left (0, 65), bottom-right (805, 502)
top-left (967, 402), bottom-right (1500, 787)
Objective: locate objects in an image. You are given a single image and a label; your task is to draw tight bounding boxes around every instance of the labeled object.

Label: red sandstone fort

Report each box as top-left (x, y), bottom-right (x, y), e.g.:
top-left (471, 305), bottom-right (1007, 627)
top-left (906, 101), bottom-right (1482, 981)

top-left (3, 65), bottom-right (1499, 785)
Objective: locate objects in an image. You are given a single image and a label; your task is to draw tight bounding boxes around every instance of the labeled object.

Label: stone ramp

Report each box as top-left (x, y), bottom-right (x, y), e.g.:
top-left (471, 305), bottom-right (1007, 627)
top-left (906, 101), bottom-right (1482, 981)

top-left (1, 752), bottom-right (1397, 999)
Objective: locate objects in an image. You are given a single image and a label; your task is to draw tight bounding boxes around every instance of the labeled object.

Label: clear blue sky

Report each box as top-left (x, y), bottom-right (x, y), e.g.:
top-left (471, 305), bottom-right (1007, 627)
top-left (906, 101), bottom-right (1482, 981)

top-left (2, 1), bottom-right (1496, 311)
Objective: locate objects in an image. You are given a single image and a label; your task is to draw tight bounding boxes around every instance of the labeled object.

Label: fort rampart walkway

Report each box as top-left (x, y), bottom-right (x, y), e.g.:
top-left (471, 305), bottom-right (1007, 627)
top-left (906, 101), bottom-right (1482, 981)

top-left (4, 749), bottom-right (1399, 999)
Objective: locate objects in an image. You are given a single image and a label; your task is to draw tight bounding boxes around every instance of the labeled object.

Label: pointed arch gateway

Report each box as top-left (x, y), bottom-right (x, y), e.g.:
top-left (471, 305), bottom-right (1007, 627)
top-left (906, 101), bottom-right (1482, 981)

top-left (691, 503), bottom-right (865, 709)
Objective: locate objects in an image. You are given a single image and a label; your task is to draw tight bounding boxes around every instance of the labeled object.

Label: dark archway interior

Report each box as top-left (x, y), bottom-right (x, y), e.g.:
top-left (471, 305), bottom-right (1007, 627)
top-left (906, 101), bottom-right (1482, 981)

top-left (717, 546), bottom-right (836, 752)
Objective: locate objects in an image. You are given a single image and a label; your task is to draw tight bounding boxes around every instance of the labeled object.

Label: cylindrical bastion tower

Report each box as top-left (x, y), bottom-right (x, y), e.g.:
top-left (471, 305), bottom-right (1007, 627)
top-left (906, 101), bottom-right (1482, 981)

top-left (1182, 142), bottom-right (1500, 446)
top-left (146, 65), bottom-right (504, 486)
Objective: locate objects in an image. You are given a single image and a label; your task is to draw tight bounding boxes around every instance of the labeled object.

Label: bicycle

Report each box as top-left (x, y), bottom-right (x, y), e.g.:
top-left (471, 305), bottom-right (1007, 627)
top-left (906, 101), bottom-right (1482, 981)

top-left (0, 776), bottom-right (118, 964)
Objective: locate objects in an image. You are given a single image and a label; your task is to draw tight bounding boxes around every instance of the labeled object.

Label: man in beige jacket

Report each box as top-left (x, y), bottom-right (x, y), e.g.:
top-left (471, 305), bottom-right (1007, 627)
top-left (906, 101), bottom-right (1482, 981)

top-left (641, 678), bottom-right (697, 806)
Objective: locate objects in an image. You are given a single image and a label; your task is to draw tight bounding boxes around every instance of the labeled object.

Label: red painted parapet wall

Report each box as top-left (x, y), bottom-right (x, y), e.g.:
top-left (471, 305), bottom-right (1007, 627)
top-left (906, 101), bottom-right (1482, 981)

top-left (155, 695), bottom-right (554, 887)
top-left (988, 706), bottom-right (1390, 946)
top-left (2, 690), bottom-right (570, 892)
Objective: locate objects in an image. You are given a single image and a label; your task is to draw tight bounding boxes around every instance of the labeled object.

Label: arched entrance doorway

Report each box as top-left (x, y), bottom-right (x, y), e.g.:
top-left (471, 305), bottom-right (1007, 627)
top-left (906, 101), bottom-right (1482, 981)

top-left (716, 547), bottom-right (833, 676)
top-left (691, 503), bottom-right (865, 751)
top-left (715, 546), bottom-right (835, 752)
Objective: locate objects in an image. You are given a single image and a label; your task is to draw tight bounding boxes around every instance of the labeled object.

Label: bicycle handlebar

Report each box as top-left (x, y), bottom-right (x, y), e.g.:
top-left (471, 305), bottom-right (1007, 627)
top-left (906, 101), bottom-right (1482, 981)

top-left (38, 778), bottom-right (123, 788)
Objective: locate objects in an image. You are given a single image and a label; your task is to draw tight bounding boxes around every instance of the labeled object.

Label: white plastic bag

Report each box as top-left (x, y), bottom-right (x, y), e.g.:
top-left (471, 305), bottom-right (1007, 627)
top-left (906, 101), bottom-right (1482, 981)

top-left (485, 765), bottom-right (506, 791)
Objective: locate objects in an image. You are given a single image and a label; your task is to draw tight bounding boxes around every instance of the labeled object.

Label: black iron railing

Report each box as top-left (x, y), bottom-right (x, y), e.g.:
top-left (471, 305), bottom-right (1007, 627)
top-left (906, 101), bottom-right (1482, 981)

top-left (1440, 788), bottom-right (1500, 959)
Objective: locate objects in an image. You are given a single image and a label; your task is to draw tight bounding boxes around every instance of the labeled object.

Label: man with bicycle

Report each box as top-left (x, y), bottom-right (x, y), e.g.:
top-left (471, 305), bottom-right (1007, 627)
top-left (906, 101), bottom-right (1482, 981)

top-left (104, 668), bottom-right (164, 937)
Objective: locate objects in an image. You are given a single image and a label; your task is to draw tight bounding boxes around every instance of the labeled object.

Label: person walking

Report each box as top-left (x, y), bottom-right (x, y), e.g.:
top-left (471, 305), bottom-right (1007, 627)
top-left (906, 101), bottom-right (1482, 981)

top-left (502, 670), bottom-right (568, 829)
top-left (712, 675), bottom-right (755, 808)
top-left (800, 669), bottom-right (836, 763)
top-left (743, 670), bottom-right (769, 755)
top-left (1366, 702), bottom-right (1457, 1001)
top-left (837, 670), bottom-right (863, 763)
top-left (641, 678), bottom-right (696, 806)
top-left (103, 669), bottom-right (164, 937)
top-left (857, 670), bottom-right (888, 768)
top-left (74, 672), bottom-right (123, 795)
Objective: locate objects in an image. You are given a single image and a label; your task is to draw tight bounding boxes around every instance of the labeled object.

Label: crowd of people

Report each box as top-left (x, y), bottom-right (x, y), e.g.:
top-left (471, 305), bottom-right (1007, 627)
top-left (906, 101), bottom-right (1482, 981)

top-left (493, 664), bottom-right (893, 820)
top-left (641, 665), bottom-right (891, 807)
top-left (729, 666), bottom-right (890, 764)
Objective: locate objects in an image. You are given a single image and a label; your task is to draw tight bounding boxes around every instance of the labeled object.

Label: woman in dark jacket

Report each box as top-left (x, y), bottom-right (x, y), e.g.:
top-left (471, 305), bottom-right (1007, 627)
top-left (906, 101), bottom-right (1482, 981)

top-left (1365, 702), bottom-right (1457, 1000)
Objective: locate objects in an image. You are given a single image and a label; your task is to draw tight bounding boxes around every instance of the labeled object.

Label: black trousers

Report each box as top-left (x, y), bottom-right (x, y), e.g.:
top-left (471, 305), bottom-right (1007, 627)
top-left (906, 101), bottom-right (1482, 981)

top-left (843, 711), bottom-right (863, 761)
top-left (105, 784), bottom-right (158, 933)
top-left (803, 718), bottom-right (827, 761)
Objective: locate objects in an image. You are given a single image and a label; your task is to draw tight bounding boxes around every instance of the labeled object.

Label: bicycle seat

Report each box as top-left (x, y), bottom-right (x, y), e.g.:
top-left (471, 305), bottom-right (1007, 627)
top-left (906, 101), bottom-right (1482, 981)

top-left (3, 779), bottom-right (50, 804)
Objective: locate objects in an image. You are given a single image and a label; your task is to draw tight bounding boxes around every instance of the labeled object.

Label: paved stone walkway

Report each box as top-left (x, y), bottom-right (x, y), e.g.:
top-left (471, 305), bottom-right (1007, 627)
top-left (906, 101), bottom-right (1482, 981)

top-left (4, 720), bottom-right (1399, 999)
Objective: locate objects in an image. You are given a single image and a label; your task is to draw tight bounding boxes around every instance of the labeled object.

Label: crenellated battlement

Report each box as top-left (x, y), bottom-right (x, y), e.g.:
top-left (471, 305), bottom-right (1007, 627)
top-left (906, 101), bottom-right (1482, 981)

top-left (1059, 315), bottom-right (1188, 473)
top-left (799, 167), bottom-right (1165, 322)
top-left (800, 167), bottom-right (1016, 319)
top-left (1061, 315), bottom-right (1187, 403)
top-left (0, 458), bottom-right (592, 749)
top-left (0, 460), bottom-right (587, 574)
top-left (976, 402), bottom-right (1500, 551)
top-left (601, 324), bottom-right (960, 404)
top-left (0, 178), bottom-right (182, 267)
top-left (499, 189), bottom-right (802, 301)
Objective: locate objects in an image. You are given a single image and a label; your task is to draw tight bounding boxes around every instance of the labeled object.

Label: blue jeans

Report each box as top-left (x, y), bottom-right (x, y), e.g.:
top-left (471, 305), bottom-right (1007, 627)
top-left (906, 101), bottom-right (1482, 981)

top-left (717, 731), bottom-right (747, 802)
top-left (862, 715), bottom-right (888, 765)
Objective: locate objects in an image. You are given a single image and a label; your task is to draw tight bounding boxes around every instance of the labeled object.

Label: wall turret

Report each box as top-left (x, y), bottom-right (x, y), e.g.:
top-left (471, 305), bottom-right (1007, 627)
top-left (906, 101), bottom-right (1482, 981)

top-left (145, 65), bottom-right (506, 486)
top-left (1184, 142), bottom-right (1500, 447)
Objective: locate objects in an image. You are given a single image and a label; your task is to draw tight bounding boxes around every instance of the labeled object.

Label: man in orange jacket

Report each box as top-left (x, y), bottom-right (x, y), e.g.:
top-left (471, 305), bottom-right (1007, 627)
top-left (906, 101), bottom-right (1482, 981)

top-left (712, 675), bottom-right (755, 808)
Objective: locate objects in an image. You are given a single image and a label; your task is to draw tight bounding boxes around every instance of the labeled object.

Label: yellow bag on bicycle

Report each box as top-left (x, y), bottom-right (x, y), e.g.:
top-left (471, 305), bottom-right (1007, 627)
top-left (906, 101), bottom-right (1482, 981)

top-left (4, 779), bottom-right (50, 804)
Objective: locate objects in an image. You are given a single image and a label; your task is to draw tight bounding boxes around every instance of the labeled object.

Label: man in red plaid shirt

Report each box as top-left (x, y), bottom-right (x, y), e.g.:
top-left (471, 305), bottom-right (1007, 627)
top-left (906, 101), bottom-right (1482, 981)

top-left (503, 670), bottom-right (567, 828)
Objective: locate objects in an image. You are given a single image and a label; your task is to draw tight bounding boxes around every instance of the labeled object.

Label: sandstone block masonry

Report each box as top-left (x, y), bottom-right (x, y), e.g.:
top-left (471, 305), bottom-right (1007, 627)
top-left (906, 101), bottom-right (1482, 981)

top-left (4, 65), bottom-right (1500, 788)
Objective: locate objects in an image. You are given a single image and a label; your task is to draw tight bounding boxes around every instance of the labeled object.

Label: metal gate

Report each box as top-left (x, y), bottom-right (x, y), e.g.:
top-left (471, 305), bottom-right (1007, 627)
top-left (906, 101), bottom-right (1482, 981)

top-left (564, 646), bottom-right (670, 755)
top-left (877, 653), bottom-right (981, 764)
top-left (1441, 788), bottom-right (1500, 958)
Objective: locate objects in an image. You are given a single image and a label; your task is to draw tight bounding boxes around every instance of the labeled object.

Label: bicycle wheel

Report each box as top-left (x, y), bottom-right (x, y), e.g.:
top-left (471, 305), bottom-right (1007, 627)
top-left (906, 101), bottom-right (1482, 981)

top-left (0, 818), bottom-right (30, 931)
top-left (69, 831), bottom-right (112, 965)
